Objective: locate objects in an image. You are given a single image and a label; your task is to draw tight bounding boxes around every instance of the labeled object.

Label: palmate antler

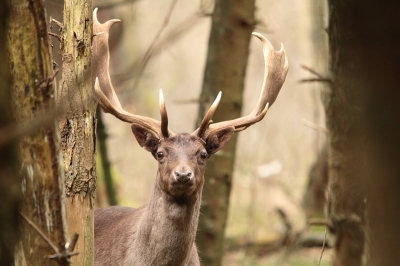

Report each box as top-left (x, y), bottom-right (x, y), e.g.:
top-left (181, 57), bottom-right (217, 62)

top-left (92, 8), bottom-right (288, 141)
top-left (193, 33), bottom-right (289, 139)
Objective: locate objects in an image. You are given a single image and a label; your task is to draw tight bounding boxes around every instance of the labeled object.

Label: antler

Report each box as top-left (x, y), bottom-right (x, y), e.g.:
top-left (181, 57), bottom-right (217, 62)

top-left (193, 32), bottom-right (289, 139)
top-left (92, 8), bottom-right (173, 139)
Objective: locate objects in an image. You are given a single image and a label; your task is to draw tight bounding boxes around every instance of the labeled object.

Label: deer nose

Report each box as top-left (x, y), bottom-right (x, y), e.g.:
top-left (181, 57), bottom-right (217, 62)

top-left (174, 170), bottom-right (192, 183)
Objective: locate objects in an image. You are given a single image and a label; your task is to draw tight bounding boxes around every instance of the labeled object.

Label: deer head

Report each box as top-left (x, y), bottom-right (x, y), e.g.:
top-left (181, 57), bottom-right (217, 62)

top-left (92, 8), bottom-right (288, 199)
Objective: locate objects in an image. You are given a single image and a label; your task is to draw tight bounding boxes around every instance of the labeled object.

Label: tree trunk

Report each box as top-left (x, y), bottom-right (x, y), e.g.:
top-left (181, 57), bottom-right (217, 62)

top-left (8, 0), bottom-right (69, 265)
top-left (0, 2), bottom-right (21, 266)
top-left (58, 0), bottom-right (95, 265)
top-left (325, 0), bottom-right (368, 265)
top-left (195, 1), bottom-right (255, 265)
top-left (331, 1), bottom-right (400, 265)
top-left (96, 109), bottom-right (118, 206)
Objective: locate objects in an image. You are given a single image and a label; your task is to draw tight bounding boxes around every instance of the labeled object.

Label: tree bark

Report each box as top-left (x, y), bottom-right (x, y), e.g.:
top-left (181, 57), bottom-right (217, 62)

top-left (332, 1), bottom-right (400, 265)
top-left (325, 0), bottom-right (369, 265)
top-left (0, 2), bottom-right (21, 266)
top-left (8, 0), bottom-right (69, 265)
top-left (58, 0), bottom-right (95, 265)
top-left (195, 1), bottom-right (255, 265)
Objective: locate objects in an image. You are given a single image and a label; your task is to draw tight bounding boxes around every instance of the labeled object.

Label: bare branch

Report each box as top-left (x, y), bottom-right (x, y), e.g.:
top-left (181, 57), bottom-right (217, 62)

top-left (19, 212), bottom-right (80, 261)
top-left (299, 64), bottom-right (332, 83)
top-left (48, 32), bottom-right (63, 43)
top-left (49, 17), bottom-right (63, 29)
top-left (317, 228), bottom-right (328, 266)
top-left (173, 98), bottom-right (201, 104)
top-left (302, 119), bottom-right (327, 133)
top-left (299, 78), bottom-right (332, 83)
top-left (131, 0), bottom-right (179, 90)
top-left (113, 13), bottom-right (203, 86)
top-left (19, 212), bottom-right (60, 254)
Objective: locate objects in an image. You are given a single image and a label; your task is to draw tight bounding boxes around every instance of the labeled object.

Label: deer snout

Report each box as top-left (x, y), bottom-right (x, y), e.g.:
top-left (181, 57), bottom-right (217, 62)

top-left (174, 170), bottom-right (193, 183)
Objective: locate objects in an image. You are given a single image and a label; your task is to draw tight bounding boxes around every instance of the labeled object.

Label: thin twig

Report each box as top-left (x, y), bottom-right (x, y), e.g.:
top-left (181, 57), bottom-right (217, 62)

top-left (50, 17), bottom-right (63, 29)
top-left (48, 32), bottom-right (63, 42)
top-left (299, 78), bottom-right (332, 83)
top-left (300, 64), bottom-right (332, 84)
top-left (39, 69), bottom-right (59, 89)
top-left (301, 64), bottom-right (324, 78)
top-left (317, 227), bottom-right (328, 266)
top-left (302, 119), bottom-right (327, 133)
top-left (113, 12), bottom-right (203, 87)
top-left (173, 98), bottom-right (201, 104)
top-left (19, 212), bottom-right (60, 254)
top-left (132, 0), bottom-right (179, 90)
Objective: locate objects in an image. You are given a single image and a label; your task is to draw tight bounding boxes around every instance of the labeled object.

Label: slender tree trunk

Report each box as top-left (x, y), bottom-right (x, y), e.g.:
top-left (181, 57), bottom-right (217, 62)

top-left (0, 2), bottom-right (21, 266)
top-left (58, 0), bottom-right (95, 265)
top-left (195, 1), bottom-right (255, 265)
top-left (8, 0), bottom-right (69, 265)
top-left (96, 108), bottom-right (118, 206)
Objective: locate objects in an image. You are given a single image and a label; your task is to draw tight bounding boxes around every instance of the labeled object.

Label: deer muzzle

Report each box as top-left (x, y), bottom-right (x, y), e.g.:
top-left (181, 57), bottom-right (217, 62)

top-left (173, 170), bottom-right (193, 183)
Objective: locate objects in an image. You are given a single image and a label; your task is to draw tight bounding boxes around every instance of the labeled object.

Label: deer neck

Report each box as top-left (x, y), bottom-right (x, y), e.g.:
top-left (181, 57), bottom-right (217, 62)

top-left (128, 173), bottom-right (203, 265)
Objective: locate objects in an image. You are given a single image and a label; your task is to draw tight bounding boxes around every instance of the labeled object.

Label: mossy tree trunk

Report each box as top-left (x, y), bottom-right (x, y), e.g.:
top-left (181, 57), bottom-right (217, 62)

top-left (57, 0), bottom-right (95, 265)
top-left (195, 0), bottom-right (255, 265)
top-left (8, 0), bottom-right (69, 265)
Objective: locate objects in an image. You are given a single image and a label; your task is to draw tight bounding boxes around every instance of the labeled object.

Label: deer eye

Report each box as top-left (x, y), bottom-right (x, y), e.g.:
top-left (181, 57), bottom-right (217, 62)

top-left (156, 151), bottom-right (164, 160)
top-left (200, 152), bottom-right (208, 160)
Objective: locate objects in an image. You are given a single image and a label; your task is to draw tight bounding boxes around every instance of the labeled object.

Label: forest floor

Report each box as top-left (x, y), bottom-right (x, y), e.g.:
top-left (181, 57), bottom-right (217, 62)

top-left (223, 246), bottom-right (332, 266)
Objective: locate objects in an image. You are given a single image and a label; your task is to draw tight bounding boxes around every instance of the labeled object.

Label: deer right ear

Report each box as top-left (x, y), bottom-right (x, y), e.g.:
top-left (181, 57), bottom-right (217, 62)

top-left (205, 126), bottom-right (235, 155)
top-left (131, 124), bottom-right (160, 154)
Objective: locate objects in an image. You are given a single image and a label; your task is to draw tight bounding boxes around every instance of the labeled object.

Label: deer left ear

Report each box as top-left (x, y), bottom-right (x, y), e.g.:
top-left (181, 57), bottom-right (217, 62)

top-left (131, 124), bottom-right (160, 154)
top-left (205, 127), bottom-right (235, 155)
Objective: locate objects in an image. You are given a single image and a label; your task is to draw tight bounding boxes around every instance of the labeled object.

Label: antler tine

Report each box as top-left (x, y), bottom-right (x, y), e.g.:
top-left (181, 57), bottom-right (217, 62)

top-left (249, 32), bottom-right (288, 115)
top-left (195, 91), bottom-right (222, 138)
top-left (159, 89), bottom-right (169, 138)
top-left (193, 32), bottom-right (288, 139)
top-left (92, 8), bottom-right (173, 139)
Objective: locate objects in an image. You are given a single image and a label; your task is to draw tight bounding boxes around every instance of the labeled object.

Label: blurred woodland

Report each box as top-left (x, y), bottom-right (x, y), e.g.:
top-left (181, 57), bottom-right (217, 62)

top-left (2, 0), bottom-right (400, 265)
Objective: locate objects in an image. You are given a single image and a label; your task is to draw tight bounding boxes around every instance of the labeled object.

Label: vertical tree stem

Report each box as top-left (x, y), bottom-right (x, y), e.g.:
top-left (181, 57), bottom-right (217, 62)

top-left (96, 108), bottom-right (118, 206)
top-left (59, 0), bottom-right (95, 265)
top-left (195, 0), bottom-right (255, 265)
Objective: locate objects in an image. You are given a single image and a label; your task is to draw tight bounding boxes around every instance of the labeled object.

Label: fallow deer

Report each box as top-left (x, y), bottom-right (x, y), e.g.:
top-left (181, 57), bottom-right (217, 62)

top-left (92, 8), bottom-right (288, 266)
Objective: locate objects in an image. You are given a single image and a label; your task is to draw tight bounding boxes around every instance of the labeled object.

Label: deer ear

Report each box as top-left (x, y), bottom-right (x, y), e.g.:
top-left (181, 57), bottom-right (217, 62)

top-left (131, 124), bottom-right (159, 154)
top-left (205, 127), bottom-right (235, 155)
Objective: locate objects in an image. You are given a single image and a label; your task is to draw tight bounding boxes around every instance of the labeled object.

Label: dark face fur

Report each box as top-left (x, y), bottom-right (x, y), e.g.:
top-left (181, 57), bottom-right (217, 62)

top-left (131, 123), bottom-right (235, 198)
top-left (155, 134), bottom-right (208, 196)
